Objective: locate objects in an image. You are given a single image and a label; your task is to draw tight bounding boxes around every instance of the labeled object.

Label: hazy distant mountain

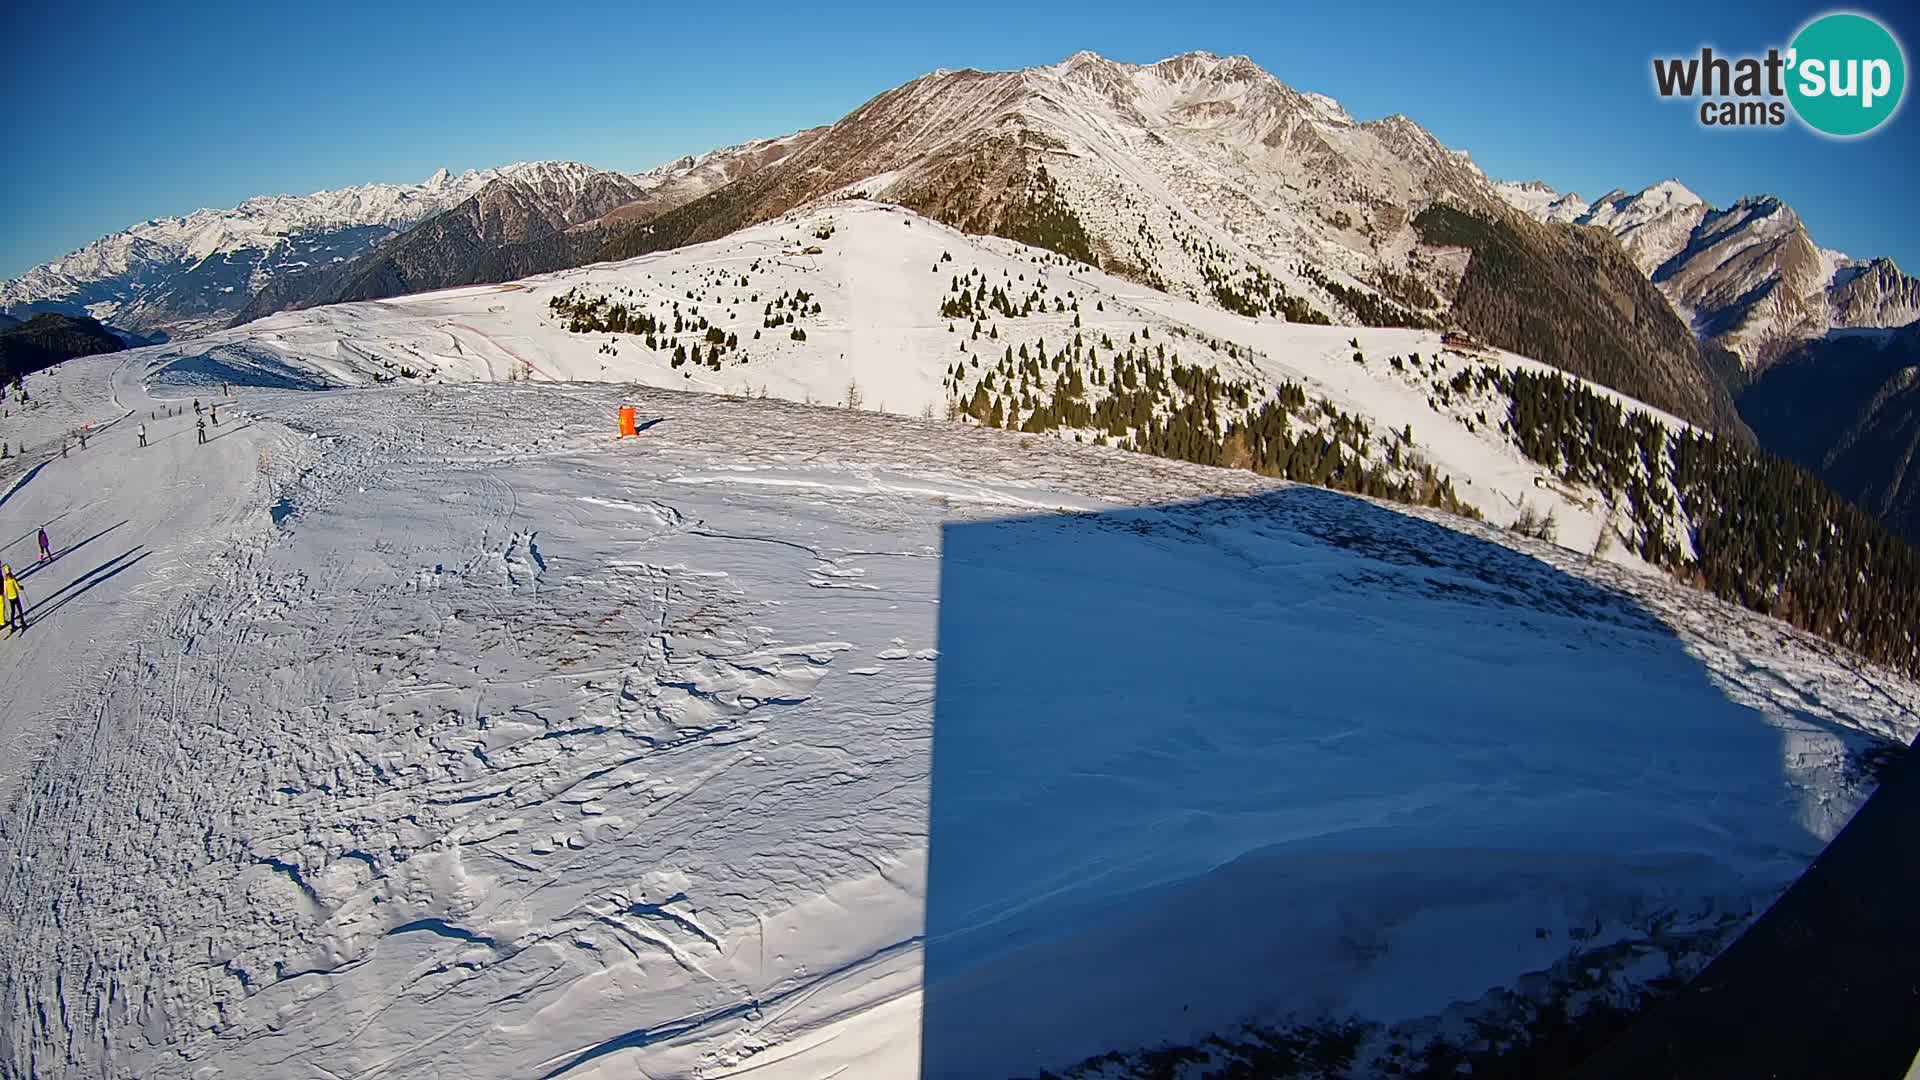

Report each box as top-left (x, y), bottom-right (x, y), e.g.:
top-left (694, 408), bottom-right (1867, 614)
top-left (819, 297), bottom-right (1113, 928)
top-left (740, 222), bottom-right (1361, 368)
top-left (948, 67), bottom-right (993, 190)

top-left (0, 168), bottom-right (516, 338)
top-left (231, 162), bottom-right (649, 318)
top-left (229, 140), bottom-right (822, 325)
top-left (1490, 179), bottom-right (1590, 224)
top-left (601, 132), bottom-right (825, 229)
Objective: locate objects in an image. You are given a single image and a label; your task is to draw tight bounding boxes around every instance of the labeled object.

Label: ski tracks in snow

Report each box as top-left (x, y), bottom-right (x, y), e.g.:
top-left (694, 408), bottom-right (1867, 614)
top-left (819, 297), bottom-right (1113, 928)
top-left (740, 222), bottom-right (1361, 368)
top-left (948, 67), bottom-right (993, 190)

top-left (1, 380), bottom-right (949, 1079)
top-left (1, 374), bottom-right (1916, 1080)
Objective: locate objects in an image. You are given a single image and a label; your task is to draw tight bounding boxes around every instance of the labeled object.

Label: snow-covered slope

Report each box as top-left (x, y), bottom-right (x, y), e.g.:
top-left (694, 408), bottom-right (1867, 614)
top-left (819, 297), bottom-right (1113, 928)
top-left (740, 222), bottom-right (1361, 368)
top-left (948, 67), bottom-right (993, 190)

top-left (0, 337), bottom-right (1912, 1080)
top-left (146, 201), bottom-right (1693, 562)
top-left (569, 51), bottom-right (1744, 437)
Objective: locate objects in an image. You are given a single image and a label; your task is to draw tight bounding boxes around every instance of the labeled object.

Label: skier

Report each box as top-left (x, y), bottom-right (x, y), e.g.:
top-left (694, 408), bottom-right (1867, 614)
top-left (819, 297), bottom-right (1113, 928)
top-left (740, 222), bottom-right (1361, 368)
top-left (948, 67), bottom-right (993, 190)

top-left (210, 404), bottom-right (219, 426)
top-left (37, 526), bottom-right (50, 564)
top-left (196, 417), bottom-right (207, 445)
top-left (78, 429), bottom-right (86, 451)
top-left (3, 565), bottom-right (24, 635)
top-left (138, 423), bottom-right (147, 448)
top-left (193, 400), bottom-right (202, 416)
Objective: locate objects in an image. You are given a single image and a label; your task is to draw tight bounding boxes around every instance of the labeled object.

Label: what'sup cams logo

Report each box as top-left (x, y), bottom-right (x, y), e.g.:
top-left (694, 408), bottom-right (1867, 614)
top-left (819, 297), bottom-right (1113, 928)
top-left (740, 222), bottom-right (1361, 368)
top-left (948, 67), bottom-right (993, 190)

top-left (1653, 11), bottom-right (1906, 136)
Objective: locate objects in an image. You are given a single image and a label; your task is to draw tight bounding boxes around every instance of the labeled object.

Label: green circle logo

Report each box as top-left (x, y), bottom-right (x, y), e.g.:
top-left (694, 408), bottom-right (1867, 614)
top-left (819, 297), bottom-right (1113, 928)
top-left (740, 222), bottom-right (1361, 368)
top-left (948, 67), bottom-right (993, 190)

top-left (1787, 12), bottom-right (1906, 136)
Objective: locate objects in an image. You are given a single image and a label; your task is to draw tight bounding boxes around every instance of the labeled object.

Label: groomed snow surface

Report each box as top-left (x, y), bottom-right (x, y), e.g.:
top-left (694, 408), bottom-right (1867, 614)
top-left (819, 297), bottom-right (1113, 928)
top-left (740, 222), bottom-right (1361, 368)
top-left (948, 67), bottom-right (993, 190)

top-left (2, 233), bottom-right (1917, 1079)
top-left (152, 201), bottom-right (1695, 566)
top-left (0, 353), bottom-right (1912, 1080)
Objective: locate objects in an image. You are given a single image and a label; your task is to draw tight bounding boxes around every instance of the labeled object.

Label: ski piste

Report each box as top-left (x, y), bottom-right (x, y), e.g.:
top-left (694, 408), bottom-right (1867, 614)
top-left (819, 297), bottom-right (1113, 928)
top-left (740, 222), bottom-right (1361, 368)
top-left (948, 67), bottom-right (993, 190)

top-left (0, 340), bottom-right (1911, 1079)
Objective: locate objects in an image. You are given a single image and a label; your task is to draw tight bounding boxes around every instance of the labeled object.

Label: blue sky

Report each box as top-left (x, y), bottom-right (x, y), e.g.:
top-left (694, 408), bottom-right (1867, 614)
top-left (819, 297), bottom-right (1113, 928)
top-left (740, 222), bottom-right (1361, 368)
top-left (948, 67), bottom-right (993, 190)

top-left (3, 0), bottom-right (1915, 279)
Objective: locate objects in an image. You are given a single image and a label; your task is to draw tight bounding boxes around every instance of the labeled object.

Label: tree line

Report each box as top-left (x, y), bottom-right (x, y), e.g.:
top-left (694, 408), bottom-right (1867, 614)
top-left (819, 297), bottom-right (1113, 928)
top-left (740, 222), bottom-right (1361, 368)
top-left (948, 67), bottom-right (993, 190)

top-left (1497, 366), bottom-right (1920, 677)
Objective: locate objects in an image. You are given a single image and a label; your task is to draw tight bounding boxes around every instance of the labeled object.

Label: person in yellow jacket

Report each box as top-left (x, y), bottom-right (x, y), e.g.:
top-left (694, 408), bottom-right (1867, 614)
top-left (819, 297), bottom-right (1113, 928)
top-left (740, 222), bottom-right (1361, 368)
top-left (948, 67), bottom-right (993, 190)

top-left (2, 563), bottom-right (22, 635)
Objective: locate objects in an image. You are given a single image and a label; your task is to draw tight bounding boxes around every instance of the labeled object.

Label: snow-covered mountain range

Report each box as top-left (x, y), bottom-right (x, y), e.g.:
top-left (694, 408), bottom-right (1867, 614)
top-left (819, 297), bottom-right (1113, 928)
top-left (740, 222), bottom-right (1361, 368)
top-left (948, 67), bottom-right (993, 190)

top-left (231, 160), bottom-right (653, 319)
top-left (0, 137), bottom-right (841, 343)
top-left (0, 167), bottom-right (513, 338)
top-left (157, 200), bottom-right (1660, 557)
top-left (8, 49), bottom-right (1920, 554)
top-left (1496, 178), bottom-right (1920, 366)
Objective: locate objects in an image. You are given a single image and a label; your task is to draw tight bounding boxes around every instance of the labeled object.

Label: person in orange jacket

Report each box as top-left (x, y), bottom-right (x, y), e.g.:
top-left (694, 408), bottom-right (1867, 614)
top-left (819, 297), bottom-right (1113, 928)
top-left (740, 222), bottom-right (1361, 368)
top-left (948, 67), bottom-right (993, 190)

top-left (2, 563), bottom-right (24, 634)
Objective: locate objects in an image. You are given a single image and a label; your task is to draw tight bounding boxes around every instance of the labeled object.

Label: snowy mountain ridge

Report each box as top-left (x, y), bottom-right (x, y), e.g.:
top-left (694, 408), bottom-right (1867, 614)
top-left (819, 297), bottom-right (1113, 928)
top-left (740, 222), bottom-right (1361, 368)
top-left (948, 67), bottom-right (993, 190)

top-left (15, 47), bottom-right (1920, 381)
top-left (600, 49), bottom-right (1501, 333)
top-left (0, 160), bottom-right (724, 340)
top-left (624, 132), bottom-right (823, 192)
top-left (1495, 176), bottom-right (1920, 364)
top-left (1490, 180), bottom-right (1591, 223)
top-left (4, 166), bottom-right (498, 294)
top-left (0, 166), bottom-right (526, 337)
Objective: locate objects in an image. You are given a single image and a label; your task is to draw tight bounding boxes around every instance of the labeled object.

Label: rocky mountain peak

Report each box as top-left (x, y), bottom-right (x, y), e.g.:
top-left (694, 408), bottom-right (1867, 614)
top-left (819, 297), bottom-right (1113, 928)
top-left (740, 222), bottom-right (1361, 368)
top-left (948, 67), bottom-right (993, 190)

top-left (1640, 179), bottom-right (1704, 208)
top-left (1499, 174), bottom-right (1914, 365)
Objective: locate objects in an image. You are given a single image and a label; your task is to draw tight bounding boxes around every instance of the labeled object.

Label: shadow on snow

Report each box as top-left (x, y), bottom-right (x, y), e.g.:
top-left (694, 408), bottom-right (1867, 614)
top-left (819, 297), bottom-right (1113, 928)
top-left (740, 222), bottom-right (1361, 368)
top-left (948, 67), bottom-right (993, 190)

top-left (16, 521), bottom-right (128, 585)
top-left (919, 485), bottom-right (1864, 1078)
top-left (18, 546), bottom-right (150, 632)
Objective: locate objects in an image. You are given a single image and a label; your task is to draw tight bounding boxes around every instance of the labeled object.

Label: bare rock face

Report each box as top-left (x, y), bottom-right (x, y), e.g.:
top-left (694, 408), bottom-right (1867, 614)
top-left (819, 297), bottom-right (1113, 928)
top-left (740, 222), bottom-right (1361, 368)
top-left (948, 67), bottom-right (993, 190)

top-left (1832, 258), bottom-right (1920, 331)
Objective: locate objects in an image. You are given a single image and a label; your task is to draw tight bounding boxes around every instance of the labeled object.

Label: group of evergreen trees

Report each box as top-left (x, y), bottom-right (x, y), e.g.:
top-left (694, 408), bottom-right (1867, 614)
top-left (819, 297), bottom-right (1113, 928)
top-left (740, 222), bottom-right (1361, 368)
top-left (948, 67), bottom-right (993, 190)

top-left (1001, 165), bottom-right (1098, 267)
top-left (670, 323), bottom-right (745, 371)
top-left (1670, 431), bottom-right (1920, 673)
top-left (1412, 204), bottom-right (1742, 435)
top-left (550, 277), bottom-right (826, 375)
top-left (940, 310), bottom-right (1479, 522)
top-left (548, 287), bottom-right (663, 337)
top-left (1497, 366), bottom-right (1920, 677)
top-left (1217, 397), bottom-right (1475, 516)
top-left (1300, 265), bottom-right (1434, 329)
top-left (1173, 226), bottom-right (1329, 325)
top-left (1371, 267), bottom-right (1441, 312)
top-left (764, 289), bottom-right (819, 328)
top-left (1205, 264), bottom-right (1330, 324)
top-left (940, 267), bottom-right (1076, 322)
